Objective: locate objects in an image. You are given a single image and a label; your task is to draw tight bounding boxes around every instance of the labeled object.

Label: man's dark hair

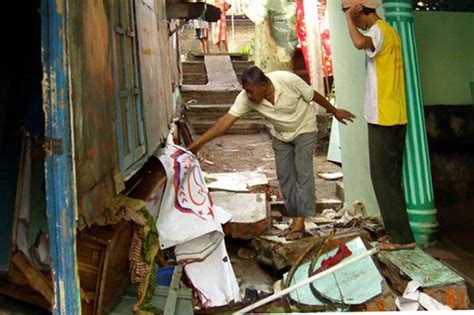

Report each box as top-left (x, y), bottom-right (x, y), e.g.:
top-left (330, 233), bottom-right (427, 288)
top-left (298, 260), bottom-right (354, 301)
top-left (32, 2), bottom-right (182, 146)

top-left (342, 6), bottom-right (376, 15)
top-left (362, 6), bottom-right (376, 15)
top-left (241, 66), bottom-right (268, 85)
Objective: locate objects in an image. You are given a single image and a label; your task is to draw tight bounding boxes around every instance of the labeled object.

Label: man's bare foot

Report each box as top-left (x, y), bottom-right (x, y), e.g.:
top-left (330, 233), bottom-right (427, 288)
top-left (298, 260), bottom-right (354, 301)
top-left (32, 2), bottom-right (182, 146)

top-left (278, 217), bottom-right (304, 239)
top-left (285, 229), bottom-right (306, 241)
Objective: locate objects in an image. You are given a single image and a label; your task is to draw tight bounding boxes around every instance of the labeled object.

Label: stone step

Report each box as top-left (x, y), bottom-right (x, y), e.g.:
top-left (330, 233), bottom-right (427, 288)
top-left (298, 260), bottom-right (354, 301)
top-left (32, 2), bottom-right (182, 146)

top-left (182, 61), bottom-right (205, 73)
top-left (190, 52), bottom-right (248, 61)
top-left (182, 89), bottom-right (241, 104)
top-left (270, 198), bottom-right (343, 215)
top-left (336, 181), bottom-right (345, 201)
top-left (186, 104), bottom-right (263, 120)
top-left (232, 60), bottom-right (255, 73)
top-left (191, 120), bottom-right (267, 135)
top-left (183, 73), bottom-right (208, 85)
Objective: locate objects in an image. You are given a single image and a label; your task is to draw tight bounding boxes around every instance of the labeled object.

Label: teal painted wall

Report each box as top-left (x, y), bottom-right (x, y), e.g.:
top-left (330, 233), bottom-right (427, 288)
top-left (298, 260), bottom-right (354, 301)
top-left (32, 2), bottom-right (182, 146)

top-left (327, 1), bottom-right (383, 216)
top-left (413, 12), bottom-right (474, 105)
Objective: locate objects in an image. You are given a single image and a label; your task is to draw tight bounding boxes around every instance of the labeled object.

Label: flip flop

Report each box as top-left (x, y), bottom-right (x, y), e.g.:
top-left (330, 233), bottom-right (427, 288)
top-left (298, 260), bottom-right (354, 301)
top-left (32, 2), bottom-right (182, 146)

top-left (378, 241), bottom-right (416, 251)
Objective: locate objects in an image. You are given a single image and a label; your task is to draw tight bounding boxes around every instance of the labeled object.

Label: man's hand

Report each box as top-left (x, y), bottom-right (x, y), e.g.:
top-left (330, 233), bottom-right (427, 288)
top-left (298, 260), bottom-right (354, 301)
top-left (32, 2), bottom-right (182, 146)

top-left (187, 142), bottom-right (203, 155)
top-left (185, 113), bottom-right (239, 155)
top-left (345, 4), bottom-right (362, 20)
top-left (334, 109), bottom-right (356, 125)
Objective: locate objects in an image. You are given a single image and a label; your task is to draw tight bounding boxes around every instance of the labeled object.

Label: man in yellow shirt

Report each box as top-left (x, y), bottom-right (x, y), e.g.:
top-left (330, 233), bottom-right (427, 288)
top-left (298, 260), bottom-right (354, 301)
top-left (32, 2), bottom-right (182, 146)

top-left (188, 66), bottom-right (355, 240)
top-left (343, 0), bottom-right (415, 250)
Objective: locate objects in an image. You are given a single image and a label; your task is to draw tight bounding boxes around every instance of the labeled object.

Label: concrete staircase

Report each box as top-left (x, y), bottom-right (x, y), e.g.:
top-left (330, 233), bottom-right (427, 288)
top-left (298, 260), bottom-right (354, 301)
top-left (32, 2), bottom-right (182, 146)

top-left (181, 54), bottom-right (267, 135)
top-left (182, 61), bottom-right (207, 85)
top-left (185, 104), bottom-right (267, 134)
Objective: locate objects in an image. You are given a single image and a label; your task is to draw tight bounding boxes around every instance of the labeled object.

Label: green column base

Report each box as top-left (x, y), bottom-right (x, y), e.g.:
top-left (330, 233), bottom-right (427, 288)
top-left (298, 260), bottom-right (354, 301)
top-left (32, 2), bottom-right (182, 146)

top-left (407, 208), bottom-right (438, 246)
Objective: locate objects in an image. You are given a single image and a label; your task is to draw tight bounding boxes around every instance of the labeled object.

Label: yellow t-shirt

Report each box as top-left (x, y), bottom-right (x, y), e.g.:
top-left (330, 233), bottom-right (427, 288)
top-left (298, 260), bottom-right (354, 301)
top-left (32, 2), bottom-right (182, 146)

top-left (364, 20), bottom-right (407, 126)
top-left (228, 71), bottom-right (316, 142)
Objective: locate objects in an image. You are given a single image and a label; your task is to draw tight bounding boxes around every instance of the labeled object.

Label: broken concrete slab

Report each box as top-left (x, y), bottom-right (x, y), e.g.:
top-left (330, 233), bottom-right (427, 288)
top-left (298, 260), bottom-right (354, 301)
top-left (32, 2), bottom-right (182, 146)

top-left (251, 229), bottom-right (371, 271)
top-left (211, 192), bottom-right (269, 240)
top-left (204, 55), bottom-right (241, 89)
top-left (377, 247), bottom-right (470, 309)
top-left (212, 192), bottom-right (267, 223)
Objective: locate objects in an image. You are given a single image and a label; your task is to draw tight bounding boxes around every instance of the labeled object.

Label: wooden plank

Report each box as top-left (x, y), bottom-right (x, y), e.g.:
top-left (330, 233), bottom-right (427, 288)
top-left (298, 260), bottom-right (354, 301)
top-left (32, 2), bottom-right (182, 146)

top-left (11, 251), bottom-right (54, 305)
top-left (0, 281), bottom-right (51, 311)
top-left (135, 0), bottom-right (171, 155)
top-left (67, 0), bottom-right (121, 225)
top-left (111, 284), bottom-right (193, 314)
top-left (164, 265), bottom-right (183, 315)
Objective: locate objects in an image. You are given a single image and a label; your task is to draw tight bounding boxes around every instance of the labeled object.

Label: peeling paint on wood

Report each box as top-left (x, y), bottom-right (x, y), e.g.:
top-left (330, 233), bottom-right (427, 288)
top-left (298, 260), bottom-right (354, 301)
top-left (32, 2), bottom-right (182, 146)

top-left (42, 0), bottom-right (82, 313)
top-left (378, 247), bottom-right (465, 288)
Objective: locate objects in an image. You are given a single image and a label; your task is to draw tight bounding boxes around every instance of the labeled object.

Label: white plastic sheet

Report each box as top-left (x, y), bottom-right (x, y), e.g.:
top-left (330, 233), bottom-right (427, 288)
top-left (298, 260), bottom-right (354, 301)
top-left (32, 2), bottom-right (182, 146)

top-left (156, 145), bottom-right (240, 307)
top-left (395, 280), bottom-right (452, 311)
top-left (182, 240), bottom-right (241, 307)
top-left (156, 145), bottom-right (226, 249)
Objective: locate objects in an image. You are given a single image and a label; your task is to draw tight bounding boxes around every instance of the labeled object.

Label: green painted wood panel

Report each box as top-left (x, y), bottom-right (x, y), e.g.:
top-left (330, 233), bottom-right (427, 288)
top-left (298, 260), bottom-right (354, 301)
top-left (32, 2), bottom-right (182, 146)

top-left (379, 247), bottom-right (464, 288)
top-left (284, 238), bottom-right (382, 306)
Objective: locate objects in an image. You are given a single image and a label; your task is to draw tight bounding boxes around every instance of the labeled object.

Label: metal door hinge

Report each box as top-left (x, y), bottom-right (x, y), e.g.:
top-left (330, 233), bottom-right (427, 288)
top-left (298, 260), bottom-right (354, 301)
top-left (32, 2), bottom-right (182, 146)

top-left (43, 137), bottom-right (64, 156)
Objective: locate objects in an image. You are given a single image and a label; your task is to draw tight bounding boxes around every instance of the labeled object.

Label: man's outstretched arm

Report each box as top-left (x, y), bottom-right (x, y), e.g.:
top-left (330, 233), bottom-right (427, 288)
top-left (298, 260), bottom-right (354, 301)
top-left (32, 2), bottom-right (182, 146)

top-left (187, 113), bottom-right (239, 154)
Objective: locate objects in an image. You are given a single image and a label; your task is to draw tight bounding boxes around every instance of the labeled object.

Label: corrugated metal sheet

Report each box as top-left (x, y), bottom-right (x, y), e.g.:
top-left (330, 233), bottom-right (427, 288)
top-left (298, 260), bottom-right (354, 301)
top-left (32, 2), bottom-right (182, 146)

top-left (135, 0), bottom-right (172, 154)
top-left (68, 0), bottom-right (120, 225)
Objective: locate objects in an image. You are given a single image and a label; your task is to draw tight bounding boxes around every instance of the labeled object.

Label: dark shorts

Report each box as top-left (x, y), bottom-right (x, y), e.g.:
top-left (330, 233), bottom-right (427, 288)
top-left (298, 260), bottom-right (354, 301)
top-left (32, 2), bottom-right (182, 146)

top-left (195, 28), bottom-right (208, 40)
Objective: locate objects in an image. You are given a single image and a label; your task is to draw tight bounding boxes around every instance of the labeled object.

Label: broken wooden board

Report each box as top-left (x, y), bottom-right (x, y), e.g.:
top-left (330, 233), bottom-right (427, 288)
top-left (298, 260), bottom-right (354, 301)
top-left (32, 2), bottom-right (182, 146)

top-left (212, 192), bottom-right (268, 239)
top-left (377, 247), bottom-right (470, 309)
top-left (284, 237), bottom-right (383, 306)
top-left (111, 285), bottom-right (193, 315)
top-left (10, 251), bottom-right (54, 306)
top-left (205, 172), bottom-right (268, 192)
top-left (251, 229), bottom-right (371, 271)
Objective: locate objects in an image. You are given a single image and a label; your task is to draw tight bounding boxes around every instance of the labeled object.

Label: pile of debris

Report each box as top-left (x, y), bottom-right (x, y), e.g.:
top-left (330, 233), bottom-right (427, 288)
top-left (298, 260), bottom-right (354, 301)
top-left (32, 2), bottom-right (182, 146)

top-left (143, 143), bottom-right (470, 314)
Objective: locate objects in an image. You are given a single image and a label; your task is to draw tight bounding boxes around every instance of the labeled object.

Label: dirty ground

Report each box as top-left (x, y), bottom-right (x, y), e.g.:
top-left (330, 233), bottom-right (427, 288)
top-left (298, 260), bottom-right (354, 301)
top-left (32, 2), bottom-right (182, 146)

top-left (199, 133), bottom-right (343, 207)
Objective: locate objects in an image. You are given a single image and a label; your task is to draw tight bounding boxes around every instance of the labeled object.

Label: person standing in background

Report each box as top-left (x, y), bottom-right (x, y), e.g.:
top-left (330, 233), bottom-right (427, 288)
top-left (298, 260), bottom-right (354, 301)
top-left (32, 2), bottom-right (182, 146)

top-left (212, 0), bottom-right (231, 52)
top-left (194, 18), bottom-right (209, 53)
top-left (342, 0), bottom-right (416, 250)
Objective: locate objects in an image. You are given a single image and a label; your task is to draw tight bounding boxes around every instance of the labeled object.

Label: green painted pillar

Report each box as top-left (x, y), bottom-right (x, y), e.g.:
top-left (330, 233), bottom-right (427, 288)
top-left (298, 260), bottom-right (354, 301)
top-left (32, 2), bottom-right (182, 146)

top-left (383, 0), bottom-right (438, 245)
